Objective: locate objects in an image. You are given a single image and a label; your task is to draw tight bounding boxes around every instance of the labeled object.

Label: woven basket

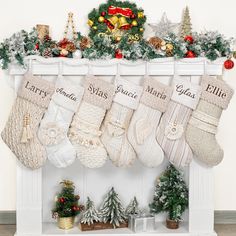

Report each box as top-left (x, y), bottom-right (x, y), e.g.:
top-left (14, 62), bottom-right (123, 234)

top-left (57, 217), bottom-right (75, 230)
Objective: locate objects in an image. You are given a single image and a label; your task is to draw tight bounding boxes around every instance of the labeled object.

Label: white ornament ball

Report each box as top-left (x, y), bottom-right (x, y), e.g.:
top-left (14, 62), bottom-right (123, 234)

top-left (73, 50), bottom-right (82, 59)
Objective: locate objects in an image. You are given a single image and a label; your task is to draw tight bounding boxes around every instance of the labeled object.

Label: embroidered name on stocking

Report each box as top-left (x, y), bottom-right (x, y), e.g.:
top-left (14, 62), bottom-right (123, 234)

top-left (83, 77), bottom-right (115, 110)
top-left (141, 77), bottom-right (173, 112)
top-left (113, 78), bottom-right (143, 109)
top-left (201, 76), bottom-right (234, 109)
top-left (171, 77), bottom-right (201, 110)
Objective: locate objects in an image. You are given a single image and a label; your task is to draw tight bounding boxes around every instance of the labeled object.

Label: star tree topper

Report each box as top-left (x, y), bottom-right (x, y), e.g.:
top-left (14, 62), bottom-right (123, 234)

top-left (148, 13), bottom-right (180, 38)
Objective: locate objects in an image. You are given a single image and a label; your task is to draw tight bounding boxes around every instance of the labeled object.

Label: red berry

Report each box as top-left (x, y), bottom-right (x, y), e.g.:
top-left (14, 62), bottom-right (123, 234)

top-left (224, 59), bottom-right (234, 70)
top-left (186, 50), bottom-right (196, 58)
top-left (101, 11), bottom-right (106, 17)
top-left (35, 43), bottom-right (39, 50)
top-left (130, 14), bottom-right (136, 19)
top-left (184, 35), bottom-right (194, 44)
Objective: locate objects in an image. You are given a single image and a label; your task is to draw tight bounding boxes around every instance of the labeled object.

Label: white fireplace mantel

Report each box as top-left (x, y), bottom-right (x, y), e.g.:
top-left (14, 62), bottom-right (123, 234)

top-left (6, 56), bottom-right (221, 236)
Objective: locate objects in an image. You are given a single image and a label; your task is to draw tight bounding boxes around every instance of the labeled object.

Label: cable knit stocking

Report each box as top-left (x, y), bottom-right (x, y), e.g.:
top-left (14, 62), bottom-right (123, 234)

top-left (69, 76), bottom-right (115, 168)
top-left (186, 76), bottom-right (234, 166)
top-left (101, 78), bottom-right (143, 167)
top-left (128, 77), bottom-right (172, 167)
top-left (156, 76), bottom-right (201, 168)
top-left (38, 77), bottom-right (84, 168)
top-left (1, 74), bottom-right (55, 169)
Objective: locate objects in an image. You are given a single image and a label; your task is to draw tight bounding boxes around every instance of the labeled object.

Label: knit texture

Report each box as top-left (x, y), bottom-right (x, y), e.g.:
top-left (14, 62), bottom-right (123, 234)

top-left (128, 77), bottom-right (173, 168)
top-left (156, 76), bottom-right (201, 168)
top-left (101, 78), bottom-right (143, 167)
top-left (38, 78), bottom-right (84, 168)
top-left (1, 75), bottom-right (55, 169)
top-left (186, 76), bottom-right (234, 167)
top-left (69, 77), bottom-right (115, 168)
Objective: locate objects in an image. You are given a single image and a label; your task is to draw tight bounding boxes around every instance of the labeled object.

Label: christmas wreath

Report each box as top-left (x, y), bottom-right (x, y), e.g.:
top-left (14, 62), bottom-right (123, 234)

top-left (87, 0), bottom-right (146, 43)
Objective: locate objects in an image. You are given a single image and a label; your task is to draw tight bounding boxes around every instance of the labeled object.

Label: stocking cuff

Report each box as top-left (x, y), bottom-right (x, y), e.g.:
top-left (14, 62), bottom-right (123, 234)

top-left (18, 74), bottom-right (55, 108)
top-left (141, 77), bottom-right (173, 112)
top-left (114, 78), bottom-right (143, 110)
top-left (201, 76), bottom-right (234, 109)
top-left (171, 76), bottom-right (201, 110)
top-left (53, 77), bottom-right (84, 112)
top-left (83, 76), bottom-right (115, 110)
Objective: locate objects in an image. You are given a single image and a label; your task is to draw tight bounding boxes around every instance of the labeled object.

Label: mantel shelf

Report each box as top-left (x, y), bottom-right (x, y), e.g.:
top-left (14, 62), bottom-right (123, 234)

top-left (8, 56), bottom-right (225, 76)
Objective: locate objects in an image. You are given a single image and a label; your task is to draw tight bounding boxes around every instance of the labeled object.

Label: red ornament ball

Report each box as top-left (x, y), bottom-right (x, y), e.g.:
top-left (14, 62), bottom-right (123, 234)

top-left (224, 59), bottom-right (234, 70)
top-left (115, 49), bottom-right (123, 59)
top-left (130, 14), bottom-right (136, 19)
top-left (184, 35), bottom-right (194, 44)
top-left (101, 11), bottom-right (106, 17)
top-left (59, 197), bottom-right (65, 203)
top-left (72, 206), bottom-right (78, 211)
top-left (35, 43), bottom-right (39, 50)
top-left (186, 50), bottom-right (196, 58)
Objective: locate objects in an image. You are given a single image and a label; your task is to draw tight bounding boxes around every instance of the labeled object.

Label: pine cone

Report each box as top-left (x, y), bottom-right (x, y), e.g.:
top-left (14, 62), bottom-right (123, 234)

top-left (42, 48), bottom-right (53, 58)
top-left (148, 37), bottom-right (163, 50)
top-left (66, 42), bottom-right (76, 52)
top-left (80, 37), bottom-right (91, 50)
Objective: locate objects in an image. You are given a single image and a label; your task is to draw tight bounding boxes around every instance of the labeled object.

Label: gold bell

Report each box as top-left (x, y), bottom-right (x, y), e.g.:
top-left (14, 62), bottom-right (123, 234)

top-left (108, 15), bottom-right (119, 27)
top-left (118, 16), bottom-right (129, 29)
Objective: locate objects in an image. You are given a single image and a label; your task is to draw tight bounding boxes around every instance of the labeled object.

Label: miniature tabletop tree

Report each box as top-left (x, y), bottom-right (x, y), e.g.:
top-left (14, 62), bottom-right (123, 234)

top-left (180, 6), bottom-right (192, 38)
top-left (52, 180), bottom-right (83, 219)
top-left (149, 165), bottom-right (188, 222)
top-left (125, 196), bottom-right (141, 216)
top-left (81, 197), bottom-right (100, 225)
top-left (99, 187), bottom-right (127, 228)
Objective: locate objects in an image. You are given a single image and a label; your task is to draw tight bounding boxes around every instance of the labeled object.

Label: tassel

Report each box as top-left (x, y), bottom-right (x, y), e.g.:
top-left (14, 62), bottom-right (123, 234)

top-left (20, 114), bottom-right (33, 143)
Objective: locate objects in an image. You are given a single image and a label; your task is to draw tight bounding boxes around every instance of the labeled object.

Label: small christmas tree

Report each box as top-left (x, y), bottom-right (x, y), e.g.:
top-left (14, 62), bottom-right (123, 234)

top-left (180, 6), bottom-right (192, 38)
top-left (125, 197), bottom-right (141, 216)
top-left (100, 187), bottom-right (126, 228)
top-left (81, 197), bottom-right (100, 225)
top-left (149, 165), bottom-right (188, 222)
top-left (52, 180), bottom-right (83, 219)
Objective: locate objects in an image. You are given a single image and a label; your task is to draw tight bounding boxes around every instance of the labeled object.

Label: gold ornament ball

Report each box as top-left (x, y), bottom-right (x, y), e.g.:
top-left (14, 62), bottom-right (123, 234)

top-left (60, 49), bottom-right (69, 56)
top-left (139, 28), bottom-right (144, 32)
top-left (233, 51), bottom-right (236, 59)
top-left (93, 26), bottom-right (97, 30)
top-left (131, 20), bottom-right (138, 27)
top-left (138, 12), bottom-right (144, 18)
top-left (98, 16), bottom-right (105, 23)
top-left (166, 43), bottom-right (174, 51)
top-left (116, 36), bottom-right (121, 42)
top-left (87, 19), bottom-right (94, 27)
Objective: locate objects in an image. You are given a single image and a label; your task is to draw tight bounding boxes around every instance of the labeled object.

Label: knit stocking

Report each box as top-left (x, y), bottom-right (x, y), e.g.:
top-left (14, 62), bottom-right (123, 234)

top-left (186, 76), bottom-right (234, 166)
top-left (156, 76), bottom-right (201, 168)
top-left (69, 76), bottom-right (115, 168)
top-left (128, 77), bottom-right (172, 167)
top-left (38, 77), bottom-right (84, 168)
top-left (1, 74), bottom-right (55, 169)
top-left (101, 78), bottom-right (143, 167)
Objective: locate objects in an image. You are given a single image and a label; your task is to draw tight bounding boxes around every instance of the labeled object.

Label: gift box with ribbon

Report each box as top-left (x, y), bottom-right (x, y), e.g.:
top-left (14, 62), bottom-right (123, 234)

top-left (128, 213), bottom-right (155, 233)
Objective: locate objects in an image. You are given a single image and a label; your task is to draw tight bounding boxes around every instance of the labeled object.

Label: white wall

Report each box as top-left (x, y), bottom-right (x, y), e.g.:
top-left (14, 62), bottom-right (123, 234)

top-left (0, 0), bottom-right (236, 211)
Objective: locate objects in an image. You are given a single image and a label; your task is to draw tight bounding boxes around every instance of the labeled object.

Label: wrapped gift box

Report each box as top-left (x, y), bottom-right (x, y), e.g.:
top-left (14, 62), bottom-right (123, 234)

top-left (128, 214), bottom-right (155, 233)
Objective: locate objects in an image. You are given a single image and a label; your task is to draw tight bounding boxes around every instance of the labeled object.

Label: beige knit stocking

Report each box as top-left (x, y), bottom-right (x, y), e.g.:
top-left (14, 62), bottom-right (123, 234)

top-left (1, 74), bottom-right (55, 169)
top-left (186, 76), bottom-right (234, 166)
top-left (69, 76), bottom-right (115, 168)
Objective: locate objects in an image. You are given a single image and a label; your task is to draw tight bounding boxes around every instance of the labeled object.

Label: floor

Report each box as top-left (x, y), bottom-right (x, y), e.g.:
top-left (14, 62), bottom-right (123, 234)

top-left (0, 224), bottom-right (235, 236)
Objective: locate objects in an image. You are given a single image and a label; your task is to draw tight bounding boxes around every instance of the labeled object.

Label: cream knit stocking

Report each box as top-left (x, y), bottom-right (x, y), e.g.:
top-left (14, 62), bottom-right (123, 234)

top-left (1, 74), bottom-right (55, 169)
top-left (101, 78), bottom-right (143, 167)
top-left (128, 77), bottom-right (172, 168)
top-left (38, 77), bottom-right (84, 168)
top-left (186, 76), bottom-right (234, 166)
top-left (69, 76), bottom-right (115, 168)
top-left (156, 76), bottom-right (201, 168)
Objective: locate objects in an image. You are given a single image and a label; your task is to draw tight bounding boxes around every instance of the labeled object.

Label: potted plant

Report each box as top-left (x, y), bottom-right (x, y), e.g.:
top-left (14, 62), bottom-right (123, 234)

top-left (52, 180), bottom-right (84, 230)
top-left (149, 164), bottom-right (188, 229)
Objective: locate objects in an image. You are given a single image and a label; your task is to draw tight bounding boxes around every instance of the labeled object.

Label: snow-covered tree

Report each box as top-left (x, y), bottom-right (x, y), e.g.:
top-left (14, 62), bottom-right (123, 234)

top-left (125, 197), bottom-right (141, 216)
top-left (81, 197), bottom-right (100, 225)
top-left (99, 187), bottom-right (126, 228)
top-left (149, 165), bottom-right (188, 222)
top-left (180, 6), bottom-right (192, 38)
